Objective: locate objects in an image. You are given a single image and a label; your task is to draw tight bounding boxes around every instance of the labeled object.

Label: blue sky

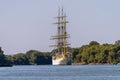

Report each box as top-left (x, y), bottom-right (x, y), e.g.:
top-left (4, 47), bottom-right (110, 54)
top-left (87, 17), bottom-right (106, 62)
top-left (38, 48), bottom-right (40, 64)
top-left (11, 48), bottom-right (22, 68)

top-left (0, 0), bottom-right (120, 54)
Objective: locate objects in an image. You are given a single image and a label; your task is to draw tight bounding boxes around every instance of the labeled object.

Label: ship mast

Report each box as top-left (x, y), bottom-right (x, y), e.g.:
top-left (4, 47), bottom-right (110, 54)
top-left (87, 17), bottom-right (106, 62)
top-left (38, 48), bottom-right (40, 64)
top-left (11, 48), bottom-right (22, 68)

top-left (51, 8), bottom-right (70, 54)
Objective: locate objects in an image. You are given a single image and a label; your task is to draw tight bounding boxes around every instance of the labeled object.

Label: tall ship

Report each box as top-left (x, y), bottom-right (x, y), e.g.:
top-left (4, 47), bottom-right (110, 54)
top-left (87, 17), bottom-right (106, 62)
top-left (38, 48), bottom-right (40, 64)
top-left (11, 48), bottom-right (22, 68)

top-left (50, 8), bottom-right (72, 65)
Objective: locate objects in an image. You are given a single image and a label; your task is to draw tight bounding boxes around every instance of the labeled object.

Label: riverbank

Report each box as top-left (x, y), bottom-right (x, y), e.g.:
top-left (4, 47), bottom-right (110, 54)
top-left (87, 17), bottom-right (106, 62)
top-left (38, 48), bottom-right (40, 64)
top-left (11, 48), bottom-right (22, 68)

top-left (72, 63), bottom-right (118, 65)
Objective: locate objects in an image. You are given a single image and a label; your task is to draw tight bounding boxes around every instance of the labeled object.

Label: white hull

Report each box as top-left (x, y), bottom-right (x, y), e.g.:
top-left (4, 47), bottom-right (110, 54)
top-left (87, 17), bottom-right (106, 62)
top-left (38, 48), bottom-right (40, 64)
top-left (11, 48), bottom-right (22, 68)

top-left (52, 57), bottom-right (72, 65)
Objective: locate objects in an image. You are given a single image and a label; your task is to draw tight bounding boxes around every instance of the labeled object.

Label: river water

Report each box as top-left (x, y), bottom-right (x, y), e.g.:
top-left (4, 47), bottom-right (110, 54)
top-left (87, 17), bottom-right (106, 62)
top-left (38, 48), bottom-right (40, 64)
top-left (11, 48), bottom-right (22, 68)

top-left (0, 65), bottom-right (120, 80)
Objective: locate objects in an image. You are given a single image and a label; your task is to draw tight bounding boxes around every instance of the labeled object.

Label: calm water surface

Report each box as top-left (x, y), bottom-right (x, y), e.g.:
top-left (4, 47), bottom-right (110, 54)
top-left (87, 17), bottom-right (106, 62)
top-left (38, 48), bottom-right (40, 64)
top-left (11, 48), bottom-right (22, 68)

top-left (0, 65), bottom-right (120, 80)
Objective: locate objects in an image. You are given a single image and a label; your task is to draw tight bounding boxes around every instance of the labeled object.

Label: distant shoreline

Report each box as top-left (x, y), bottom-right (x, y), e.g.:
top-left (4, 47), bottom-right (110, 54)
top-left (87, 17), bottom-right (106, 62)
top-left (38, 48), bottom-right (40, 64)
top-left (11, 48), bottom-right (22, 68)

top-left (72, 63), bottom-right (118, 65)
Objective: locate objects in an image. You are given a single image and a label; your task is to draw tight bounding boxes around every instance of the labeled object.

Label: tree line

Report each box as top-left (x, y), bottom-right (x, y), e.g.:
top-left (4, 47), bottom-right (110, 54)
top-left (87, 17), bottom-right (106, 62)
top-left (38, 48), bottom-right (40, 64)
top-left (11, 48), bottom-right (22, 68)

top-left (1, 40), bottom-right (120, 66)
top-left (0, 49), bottom-right (52, 66)
top-left (72, 40), bottom-right (120, 65)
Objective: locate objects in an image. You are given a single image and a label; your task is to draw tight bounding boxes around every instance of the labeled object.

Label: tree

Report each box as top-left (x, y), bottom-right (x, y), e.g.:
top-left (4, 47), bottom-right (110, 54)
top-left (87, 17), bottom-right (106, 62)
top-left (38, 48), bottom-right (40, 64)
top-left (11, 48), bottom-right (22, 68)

top-left (26, 50), bottom-right (52, 65)
top-left (72, 48), bottom-right (79, 62)
top-left (0, 47), bottom-right (5, 65)
top-left (0, 47), bottom-right (12, 66)
top-left (89, 41), bottom-right (100, 46)
top-left (13, 53), bottom-right (29, 65)
top-left (26, 50), bottom-right (40, 64)
top-left (115, 40), bottom-right (120, 45)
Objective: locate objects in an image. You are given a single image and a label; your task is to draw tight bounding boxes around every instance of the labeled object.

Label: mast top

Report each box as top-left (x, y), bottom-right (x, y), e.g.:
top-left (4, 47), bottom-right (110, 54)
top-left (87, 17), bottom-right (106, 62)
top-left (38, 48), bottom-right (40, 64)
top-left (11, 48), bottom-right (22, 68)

top-left (50, 7), bottom-right (70, 50)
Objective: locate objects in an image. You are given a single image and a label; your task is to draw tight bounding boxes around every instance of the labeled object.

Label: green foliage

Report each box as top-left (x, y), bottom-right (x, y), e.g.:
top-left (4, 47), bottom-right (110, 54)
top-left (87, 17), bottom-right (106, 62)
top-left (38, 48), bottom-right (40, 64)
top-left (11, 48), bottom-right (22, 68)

top-left (13, 53), bottom-right (29, 65)
top-left (115, 40), bottom-right (120, 45)
top-left (26, 50), bottom-right (52, 65)
top-left (89, 41), bottom-right (100, 46)
top-left (72, 48), bottom-right (79, 62)
top-left (0, 49), bottom-right (52, 66)
top-left (0, 47), bottom-right (12, 66)
top-left (26, 50), bottom-right (40, 64)
top-left (0, 48), bottom-right (52, 66)
top-left (11, 50), bottom-right (52, 65)
top-left (0, 49), bottom-right (5, 65)
top-left (73, 41), bottom-right (120, 64)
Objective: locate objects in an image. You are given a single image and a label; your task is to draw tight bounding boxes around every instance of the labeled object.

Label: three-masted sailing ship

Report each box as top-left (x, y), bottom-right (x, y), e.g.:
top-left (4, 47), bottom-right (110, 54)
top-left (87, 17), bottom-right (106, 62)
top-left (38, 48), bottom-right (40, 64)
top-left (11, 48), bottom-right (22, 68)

top-left (50, 8), bottom-right (72, 65)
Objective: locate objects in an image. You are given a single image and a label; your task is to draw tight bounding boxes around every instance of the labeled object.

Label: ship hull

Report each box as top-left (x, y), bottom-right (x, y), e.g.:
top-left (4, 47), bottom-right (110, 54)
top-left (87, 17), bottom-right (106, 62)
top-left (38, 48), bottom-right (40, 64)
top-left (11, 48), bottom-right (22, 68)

top-left (52, 57), bottom-right (72, 65)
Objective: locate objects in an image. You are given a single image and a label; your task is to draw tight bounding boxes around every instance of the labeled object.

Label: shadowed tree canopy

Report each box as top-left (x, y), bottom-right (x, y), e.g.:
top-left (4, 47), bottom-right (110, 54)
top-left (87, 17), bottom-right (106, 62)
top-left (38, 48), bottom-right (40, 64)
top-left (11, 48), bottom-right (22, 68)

top-left (13, 53), bottom-right (29, 65)
top-left (0, 47), bottom-right (12, 66)
top-left (26, 50), bottom-right (52, 65)
top-left (115, 40), bottom-right (120, 45)
top-left (0, 47), bottom-right (5, 65)
top-left (11, 50), bottom-right (52, 65)
top-left (89, 41), bottom-right (100, 46)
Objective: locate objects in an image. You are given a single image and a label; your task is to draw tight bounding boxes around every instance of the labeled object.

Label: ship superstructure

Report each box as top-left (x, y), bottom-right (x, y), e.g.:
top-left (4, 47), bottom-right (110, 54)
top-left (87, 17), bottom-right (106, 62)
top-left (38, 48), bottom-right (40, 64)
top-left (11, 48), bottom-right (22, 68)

top-left (50, 8), bottom-right (72, 65)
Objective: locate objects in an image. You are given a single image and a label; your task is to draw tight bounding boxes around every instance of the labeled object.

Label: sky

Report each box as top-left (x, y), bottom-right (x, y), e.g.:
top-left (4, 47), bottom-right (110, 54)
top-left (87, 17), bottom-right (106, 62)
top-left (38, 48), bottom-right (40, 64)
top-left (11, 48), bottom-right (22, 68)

top-left (0, 0), bottom-right (120, 55)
